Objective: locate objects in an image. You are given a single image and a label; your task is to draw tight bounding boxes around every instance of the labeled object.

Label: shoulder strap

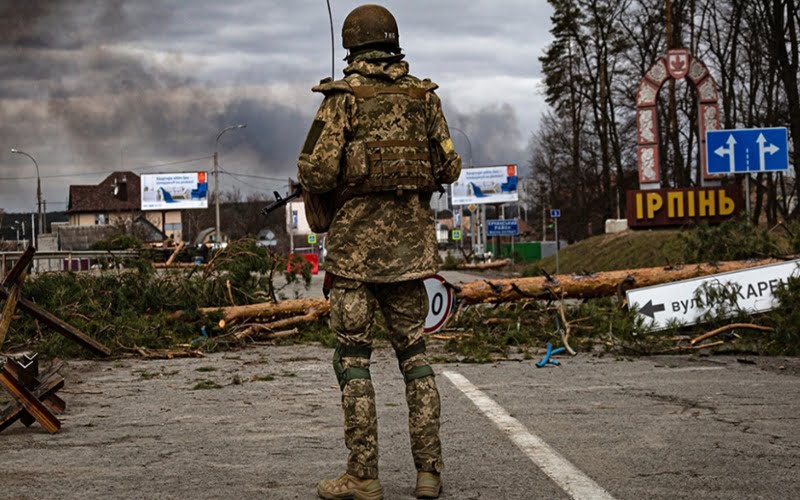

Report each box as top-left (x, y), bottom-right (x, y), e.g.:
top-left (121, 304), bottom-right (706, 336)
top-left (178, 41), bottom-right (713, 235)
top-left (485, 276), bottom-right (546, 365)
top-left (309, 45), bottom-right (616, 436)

top-left (311, 77), bottom-right (354, 96)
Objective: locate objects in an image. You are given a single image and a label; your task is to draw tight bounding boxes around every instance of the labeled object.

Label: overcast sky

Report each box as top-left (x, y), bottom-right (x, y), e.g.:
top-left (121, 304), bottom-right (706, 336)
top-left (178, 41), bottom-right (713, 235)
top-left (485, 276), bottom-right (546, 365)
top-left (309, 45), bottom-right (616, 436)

top-left (0, 0), bottom-right (553, 213)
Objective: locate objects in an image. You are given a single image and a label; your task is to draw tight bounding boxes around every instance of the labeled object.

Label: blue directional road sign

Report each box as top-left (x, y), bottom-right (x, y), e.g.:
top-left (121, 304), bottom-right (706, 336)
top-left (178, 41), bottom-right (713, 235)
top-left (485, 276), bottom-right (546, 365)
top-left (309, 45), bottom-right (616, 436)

top-left (487, 219), bottom-right (519, 237)
top-left (550, 209), bottom-right (561, 218)
top-left (706, 127), bottom-right (789, 174)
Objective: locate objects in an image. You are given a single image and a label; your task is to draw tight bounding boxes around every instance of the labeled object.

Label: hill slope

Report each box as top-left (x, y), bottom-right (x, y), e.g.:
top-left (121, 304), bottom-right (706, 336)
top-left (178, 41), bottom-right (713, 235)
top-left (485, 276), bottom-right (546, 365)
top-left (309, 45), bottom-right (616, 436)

top-left (527, 230), bottom-right (687, 274)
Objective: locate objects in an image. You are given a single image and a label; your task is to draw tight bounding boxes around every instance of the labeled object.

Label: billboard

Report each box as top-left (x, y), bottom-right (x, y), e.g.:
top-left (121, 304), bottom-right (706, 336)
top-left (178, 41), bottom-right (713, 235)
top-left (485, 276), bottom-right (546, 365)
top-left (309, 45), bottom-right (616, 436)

top-left (287, 201), bottom-right (313, 235)
top-left (451, 165), bottom-right (519, 205)
top-left (141, 172), bottom-right (209, 211)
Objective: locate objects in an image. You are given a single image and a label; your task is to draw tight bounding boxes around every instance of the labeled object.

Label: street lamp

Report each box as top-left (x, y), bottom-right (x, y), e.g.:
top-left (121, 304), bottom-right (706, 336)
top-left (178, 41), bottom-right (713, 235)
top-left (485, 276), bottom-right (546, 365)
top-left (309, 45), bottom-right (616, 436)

top-left (449, 126), bottom-right (480, 251)
top-left (449, 127), bottom-right (473, 168)
top-left (213, 124), bottom-right (247, 244)
top-left (10, 148), bottom-right (43, 244)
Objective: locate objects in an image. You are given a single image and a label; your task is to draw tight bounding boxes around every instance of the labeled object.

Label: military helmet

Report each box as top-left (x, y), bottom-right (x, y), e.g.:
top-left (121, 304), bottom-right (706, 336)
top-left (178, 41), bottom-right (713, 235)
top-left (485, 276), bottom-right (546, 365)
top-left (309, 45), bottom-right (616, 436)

top-left (342, 4), bottom-right (400, 53)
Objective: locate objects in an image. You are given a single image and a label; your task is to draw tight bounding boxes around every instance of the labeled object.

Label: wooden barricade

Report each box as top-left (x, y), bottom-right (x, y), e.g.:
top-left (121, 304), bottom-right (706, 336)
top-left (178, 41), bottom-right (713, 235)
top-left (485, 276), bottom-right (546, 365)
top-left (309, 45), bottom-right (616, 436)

top-left (0, 354), bottom-right (65, 434)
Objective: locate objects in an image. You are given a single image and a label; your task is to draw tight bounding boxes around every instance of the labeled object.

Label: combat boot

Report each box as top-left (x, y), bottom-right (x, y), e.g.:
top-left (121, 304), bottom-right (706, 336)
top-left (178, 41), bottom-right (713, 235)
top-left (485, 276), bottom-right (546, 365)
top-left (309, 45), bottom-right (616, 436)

top-left (415, 471), bottom-right (442, 498)
top-left (317, 472), bottom-right (383, 500)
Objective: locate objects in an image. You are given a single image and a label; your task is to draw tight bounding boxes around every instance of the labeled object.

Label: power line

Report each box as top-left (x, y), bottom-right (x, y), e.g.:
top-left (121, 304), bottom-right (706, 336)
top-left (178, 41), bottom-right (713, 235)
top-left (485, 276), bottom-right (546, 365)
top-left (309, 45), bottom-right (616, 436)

top-left (0, 155), bottom-right (213, 181)
top-left (220, 170), bottom-right (290, 182)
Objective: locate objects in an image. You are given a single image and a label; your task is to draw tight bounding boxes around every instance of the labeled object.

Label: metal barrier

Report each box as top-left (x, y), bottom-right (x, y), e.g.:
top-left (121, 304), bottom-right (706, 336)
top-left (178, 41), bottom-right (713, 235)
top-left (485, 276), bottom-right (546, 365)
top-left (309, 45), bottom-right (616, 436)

top-left (0, 250), bottom-right (140, 276)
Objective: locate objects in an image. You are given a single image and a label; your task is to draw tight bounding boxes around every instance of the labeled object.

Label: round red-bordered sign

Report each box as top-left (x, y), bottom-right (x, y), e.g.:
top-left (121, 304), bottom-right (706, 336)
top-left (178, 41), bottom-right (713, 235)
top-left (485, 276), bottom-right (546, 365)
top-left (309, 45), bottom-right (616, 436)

top-left (423, 274), bottom-right (455, 333)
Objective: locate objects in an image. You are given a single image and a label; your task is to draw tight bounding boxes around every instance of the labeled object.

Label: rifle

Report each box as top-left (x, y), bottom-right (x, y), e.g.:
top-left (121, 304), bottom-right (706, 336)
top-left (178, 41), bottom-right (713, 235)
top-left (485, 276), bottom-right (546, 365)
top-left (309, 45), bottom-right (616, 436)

top-left (262, 187), bottom-right (302, 216)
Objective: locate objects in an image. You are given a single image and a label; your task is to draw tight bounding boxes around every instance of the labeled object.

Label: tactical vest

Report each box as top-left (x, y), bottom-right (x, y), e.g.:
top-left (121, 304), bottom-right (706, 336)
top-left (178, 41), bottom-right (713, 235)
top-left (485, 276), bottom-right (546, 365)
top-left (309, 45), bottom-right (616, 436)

top-left (342, 82), bottom-right (438, 195)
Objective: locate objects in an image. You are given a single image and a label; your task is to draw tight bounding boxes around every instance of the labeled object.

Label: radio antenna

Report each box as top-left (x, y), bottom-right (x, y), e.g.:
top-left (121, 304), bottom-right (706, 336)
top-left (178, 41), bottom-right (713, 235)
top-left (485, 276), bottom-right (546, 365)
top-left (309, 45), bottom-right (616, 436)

top-left (326, 0), bottom-right (335, 79)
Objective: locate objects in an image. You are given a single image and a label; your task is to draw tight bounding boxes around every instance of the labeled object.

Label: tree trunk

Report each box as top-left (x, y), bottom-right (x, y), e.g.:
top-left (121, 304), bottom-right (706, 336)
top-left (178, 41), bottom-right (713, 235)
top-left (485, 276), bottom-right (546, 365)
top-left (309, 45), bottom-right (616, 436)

top-left (455, 257), bottom-right (791, 304)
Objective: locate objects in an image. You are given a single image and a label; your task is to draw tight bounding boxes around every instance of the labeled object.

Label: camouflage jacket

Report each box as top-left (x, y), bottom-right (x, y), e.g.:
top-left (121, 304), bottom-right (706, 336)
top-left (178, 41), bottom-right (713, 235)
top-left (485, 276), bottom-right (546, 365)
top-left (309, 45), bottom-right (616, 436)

top-left (297, 56), bottom-right (461, 283)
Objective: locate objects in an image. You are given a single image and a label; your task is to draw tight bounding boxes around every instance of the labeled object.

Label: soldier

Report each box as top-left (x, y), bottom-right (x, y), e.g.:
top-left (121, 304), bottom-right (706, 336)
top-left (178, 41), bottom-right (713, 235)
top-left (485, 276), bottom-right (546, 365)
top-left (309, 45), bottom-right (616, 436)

top-left (296, 4), bottom-right (462, 499)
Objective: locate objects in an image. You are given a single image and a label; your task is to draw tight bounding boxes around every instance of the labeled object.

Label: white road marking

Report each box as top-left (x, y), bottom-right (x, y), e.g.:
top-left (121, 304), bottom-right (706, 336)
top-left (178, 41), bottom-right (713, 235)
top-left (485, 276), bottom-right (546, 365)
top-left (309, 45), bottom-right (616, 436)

top-left (443, 370), bottom-right (617, 500)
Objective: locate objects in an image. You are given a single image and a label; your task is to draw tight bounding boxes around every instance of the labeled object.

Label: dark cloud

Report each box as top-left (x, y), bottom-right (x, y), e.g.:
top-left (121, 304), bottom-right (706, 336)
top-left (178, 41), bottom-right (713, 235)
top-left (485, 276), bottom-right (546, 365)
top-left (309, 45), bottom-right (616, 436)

top-left (0, 0), bottom-right (548, 212)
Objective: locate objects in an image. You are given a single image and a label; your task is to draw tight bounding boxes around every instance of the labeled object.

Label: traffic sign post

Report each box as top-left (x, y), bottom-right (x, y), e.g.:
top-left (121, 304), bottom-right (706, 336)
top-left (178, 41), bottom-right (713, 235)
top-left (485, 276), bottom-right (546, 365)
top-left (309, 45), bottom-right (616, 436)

top-left (550, 209), bottom-right (561, 274)
top-left (627, 259), bottom-right (800, 330)
top-left (706, 128), bottom-right (789, 216)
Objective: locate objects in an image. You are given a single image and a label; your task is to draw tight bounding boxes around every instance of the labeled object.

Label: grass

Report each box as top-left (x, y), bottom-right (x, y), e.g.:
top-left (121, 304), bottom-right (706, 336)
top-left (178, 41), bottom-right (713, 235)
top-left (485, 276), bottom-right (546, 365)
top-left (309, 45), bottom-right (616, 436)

top-left (525, 229), bottom-right (686, 275)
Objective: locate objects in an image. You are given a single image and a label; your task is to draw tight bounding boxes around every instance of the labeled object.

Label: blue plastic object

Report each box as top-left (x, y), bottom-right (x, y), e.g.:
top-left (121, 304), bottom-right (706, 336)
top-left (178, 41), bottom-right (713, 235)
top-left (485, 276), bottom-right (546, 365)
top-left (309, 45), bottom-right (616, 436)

top-left (536, 342), bottom-right (566, 368)
top-left (192, 326), bottom-right (209, 345)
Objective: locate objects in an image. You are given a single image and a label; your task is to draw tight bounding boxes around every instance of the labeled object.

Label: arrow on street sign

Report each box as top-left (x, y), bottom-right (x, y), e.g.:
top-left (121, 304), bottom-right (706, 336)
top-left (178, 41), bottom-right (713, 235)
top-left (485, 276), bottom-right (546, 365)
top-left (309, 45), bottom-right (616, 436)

top-left (714, 135), bottom-right (736, 173)
top-left (638, 300), bottom-right (666, 319)
top-left (756, 133), bottom-right (781, 171)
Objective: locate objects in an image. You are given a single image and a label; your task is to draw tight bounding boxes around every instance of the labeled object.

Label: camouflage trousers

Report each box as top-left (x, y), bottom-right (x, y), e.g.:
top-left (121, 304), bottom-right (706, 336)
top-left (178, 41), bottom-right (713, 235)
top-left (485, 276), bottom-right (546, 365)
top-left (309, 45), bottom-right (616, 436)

top-left (329, 276), bottom-right (443, 480)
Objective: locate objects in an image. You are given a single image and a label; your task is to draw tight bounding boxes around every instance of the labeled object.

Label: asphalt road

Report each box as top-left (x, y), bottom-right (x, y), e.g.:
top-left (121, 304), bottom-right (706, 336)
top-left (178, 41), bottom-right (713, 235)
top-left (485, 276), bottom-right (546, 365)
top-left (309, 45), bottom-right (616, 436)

top-left (1, 346), bottom-right (798, 499)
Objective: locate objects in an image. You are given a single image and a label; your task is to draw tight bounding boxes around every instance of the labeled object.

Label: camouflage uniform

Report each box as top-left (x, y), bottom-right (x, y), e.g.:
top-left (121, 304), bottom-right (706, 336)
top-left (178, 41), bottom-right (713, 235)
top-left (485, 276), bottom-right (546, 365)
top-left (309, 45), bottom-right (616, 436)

top-left (298, 51), bottom-right (461, 481)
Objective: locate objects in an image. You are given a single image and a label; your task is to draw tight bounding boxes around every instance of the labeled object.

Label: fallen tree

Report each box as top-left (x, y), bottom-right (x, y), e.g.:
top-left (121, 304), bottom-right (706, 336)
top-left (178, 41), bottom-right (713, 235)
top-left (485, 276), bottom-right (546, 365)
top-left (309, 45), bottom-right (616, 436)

top-left (455, 257), bottom-right (794, 304)
top-left (192, 257), bottom-right (795, 334)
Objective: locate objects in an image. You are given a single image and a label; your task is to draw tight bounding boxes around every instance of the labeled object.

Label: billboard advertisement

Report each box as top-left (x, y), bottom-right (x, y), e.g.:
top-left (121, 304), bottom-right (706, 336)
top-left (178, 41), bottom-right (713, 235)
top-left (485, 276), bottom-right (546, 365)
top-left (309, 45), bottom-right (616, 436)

top-left (287, 201), bottom-right (313, 235)
top-left (451, 165), bottom-right (519, 205)
top-left (141, 172), bottom-right (209, 211)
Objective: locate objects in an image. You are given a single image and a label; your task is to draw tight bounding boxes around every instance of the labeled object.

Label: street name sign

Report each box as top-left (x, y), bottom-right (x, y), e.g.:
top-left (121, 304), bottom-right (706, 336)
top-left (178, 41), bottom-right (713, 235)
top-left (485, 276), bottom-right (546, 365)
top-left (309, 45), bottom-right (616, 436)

top-left (627, 260), bottom-right (800, 330)
top-left (706, 127), bottom-right (789, 174)
top-left (487, 219), bottom-right (519, 237)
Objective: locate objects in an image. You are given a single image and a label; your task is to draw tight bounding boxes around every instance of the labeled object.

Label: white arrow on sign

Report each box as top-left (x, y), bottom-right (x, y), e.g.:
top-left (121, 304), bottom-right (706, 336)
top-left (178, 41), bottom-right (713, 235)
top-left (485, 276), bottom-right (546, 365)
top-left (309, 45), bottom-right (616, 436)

top-left (714, 135), bottom-right (737, 172)
top-left (627, 259), bottom-right (800, 330)
top-left (756, 133), bottom-right (780, 171)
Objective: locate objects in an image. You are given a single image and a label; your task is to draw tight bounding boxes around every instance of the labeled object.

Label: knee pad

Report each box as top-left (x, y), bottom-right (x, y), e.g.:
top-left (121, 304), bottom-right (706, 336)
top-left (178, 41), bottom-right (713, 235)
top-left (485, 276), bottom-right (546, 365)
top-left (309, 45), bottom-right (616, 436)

top-left (397, 340), bottom-right (434, 383)
top-left (333, 344), bottom-right (372, 390)
top-left (403, 364), bottom-right (434, 384)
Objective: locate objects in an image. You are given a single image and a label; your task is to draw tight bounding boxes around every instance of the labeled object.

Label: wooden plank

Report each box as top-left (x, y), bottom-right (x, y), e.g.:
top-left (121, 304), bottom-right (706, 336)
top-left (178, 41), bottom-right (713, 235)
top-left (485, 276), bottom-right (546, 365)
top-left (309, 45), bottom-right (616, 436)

top-left (0, 374), bottom-right (64, 433)
top-left (2, 246), bottom-right (35, 287)
top-left (43, 394), bottom-right (66, 414)
top-left (0, 285), bottom-right (112, 357)
top-left (0, 367), bottom-right (61, 433)
top-left (165, 241), bottom-right (185, 267)
top-left (0, 282), bottom-right (21, 349)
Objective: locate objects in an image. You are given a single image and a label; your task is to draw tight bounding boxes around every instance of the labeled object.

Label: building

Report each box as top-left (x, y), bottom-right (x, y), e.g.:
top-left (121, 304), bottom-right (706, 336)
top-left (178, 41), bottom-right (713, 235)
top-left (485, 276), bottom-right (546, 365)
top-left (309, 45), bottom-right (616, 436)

top-left (67, 171), bottom-right (180, 245)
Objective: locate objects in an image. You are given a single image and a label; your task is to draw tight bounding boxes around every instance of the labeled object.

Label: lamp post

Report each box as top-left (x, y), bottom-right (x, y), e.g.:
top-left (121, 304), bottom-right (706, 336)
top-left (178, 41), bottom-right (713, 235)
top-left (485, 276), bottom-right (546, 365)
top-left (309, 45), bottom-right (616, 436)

top-left (213, 124), bottom-right (247, 245)
top-left (449, 127), bottom-right (479, 252)
top-left (11, 148), bottom-right (43, 245)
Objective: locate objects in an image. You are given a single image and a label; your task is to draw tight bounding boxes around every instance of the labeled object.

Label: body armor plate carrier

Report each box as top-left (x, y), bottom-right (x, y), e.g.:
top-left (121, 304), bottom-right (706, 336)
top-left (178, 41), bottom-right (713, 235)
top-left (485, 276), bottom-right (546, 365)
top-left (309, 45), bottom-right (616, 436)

top-left (343, 83), bottom-right (439, 196)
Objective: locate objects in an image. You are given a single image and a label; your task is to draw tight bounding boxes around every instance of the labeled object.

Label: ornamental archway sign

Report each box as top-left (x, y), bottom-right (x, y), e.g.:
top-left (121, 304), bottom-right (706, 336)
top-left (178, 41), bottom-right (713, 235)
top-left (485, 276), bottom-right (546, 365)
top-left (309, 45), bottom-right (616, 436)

top-left (627, 49), bottom-right (742, 229)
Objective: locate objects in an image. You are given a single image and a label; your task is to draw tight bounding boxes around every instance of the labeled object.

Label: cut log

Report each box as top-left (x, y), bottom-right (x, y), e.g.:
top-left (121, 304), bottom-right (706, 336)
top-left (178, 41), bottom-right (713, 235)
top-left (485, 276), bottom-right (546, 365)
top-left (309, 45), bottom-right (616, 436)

top-left (456, 257), bottom-right (791, 305)
top-left (458, 259), bottom-right (510, 271)
top-left (201, 298), bottom-right (330, 324)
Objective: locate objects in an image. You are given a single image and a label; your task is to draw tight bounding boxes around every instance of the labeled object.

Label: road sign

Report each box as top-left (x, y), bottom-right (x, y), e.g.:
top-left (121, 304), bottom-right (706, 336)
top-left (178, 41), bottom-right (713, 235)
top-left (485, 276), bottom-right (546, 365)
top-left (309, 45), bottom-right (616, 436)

top-left (307, 234), bottom-right (317, 245)
top-left (423, 275), bottom-right (455, 333)
top-left (627, 260), bottom-right (800, 330)
top-left (550, 209), bottom-right (561, 218)
top-left (451, 229), bottom-right (463, 241)
top-left (486, 219), bottom-right (519, 237)
top-left (706, 128), bottom-right (789, 174)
